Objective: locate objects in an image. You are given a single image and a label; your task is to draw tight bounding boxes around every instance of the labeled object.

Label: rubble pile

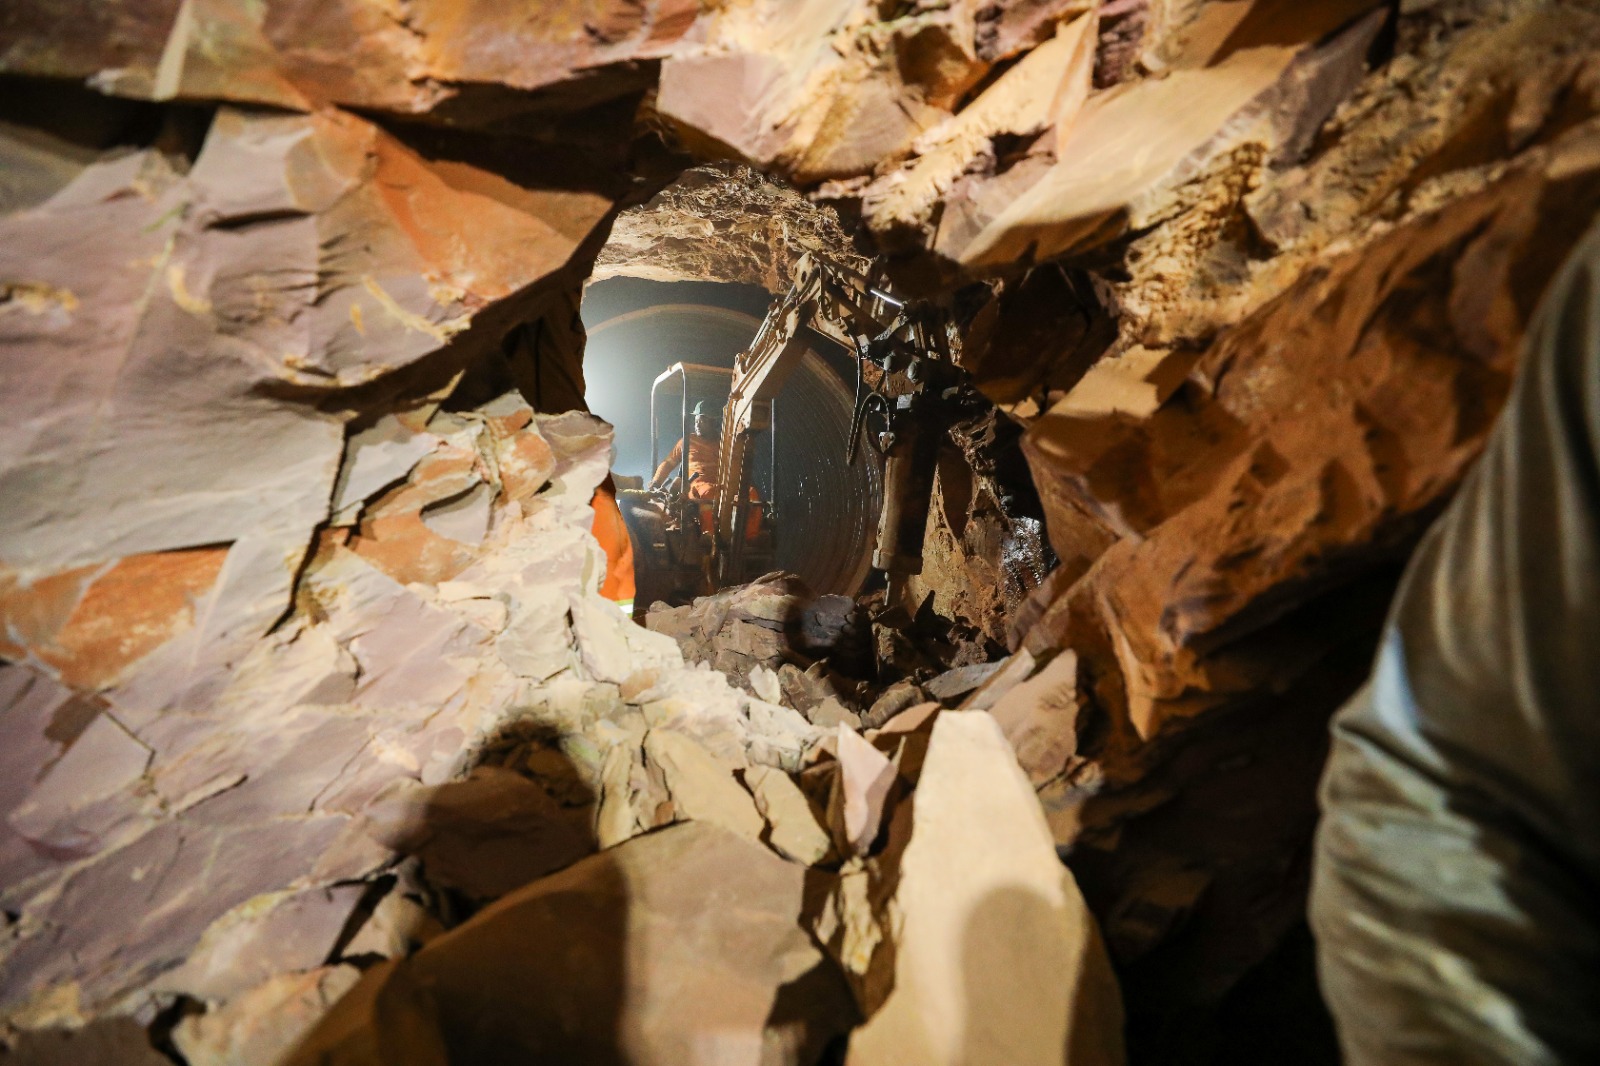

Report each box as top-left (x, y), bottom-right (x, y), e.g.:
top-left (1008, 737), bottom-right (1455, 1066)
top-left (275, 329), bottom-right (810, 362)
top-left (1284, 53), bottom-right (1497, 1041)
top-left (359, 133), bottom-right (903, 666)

top-left (0, 376), bottom-right (1115, 1062)
top-left (3, 0), bottom-right (1600, 1062)
top-left (645, 571), bottom-right (1032, 731)
top-left (288, 708), bottom-right (1126, 1066)
top-left (0, 395), bottom-right (829, 1054)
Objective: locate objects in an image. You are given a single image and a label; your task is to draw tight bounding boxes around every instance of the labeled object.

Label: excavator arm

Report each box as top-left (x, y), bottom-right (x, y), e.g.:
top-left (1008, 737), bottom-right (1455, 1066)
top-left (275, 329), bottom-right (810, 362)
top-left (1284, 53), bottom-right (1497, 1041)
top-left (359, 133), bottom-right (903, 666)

top-left (711, 252), bottom-right (964, 591)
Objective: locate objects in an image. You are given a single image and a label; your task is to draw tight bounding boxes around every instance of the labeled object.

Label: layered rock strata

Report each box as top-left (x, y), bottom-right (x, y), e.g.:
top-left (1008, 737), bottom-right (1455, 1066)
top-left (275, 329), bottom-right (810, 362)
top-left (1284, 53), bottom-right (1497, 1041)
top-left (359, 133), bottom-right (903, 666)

top-left (0, 392), bottom-right (827, 1027)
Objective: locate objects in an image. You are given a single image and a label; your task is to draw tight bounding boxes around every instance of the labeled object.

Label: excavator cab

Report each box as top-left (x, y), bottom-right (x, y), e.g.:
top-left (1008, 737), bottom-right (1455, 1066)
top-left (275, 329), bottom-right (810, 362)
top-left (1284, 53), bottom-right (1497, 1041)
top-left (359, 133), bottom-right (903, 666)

top-left (623, 253), bottom-right (964, 609)
top-left (619, 362), bottom-right (776, 608)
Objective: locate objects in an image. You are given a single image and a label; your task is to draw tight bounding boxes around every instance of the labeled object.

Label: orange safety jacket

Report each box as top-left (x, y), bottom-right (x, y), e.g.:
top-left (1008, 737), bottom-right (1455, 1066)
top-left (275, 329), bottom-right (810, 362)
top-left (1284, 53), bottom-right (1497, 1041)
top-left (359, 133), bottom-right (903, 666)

top-left (589, 476), bottom-right (635, 613)
top-left (653, 435), bottom-right (721, 499)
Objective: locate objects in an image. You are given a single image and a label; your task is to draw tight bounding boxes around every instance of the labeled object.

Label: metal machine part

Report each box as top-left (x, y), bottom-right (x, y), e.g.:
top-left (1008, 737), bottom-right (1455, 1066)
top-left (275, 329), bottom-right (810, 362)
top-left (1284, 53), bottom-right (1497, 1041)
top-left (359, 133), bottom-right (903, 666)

top-left (625, 363), bottom-right (778, 609)
top-left (585, 299), bottom-right (880, 596)
top-left (710, 253), bottom-right (975, 592)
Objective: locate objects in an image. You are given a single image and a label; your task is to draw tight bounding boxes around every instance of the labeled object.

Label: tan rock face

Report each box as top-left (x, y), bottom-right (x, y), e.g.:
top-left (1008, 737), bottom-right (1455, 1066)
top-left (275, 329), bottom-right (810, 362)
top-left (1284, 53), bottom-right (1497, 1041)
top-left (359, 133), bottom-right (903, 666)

top-left (594, 163), bottom-right (865, 290)
top-left (1011, 125), bottom-right (1600, 1028)
top-left (845, 712), bottom-right (1123, 1066)
top-left (287, 822), bottom-right (860, 1066)
top-left (658, 0), bottom-right (994, 183)
top-left (1026, 150), bottom-right (1600, 747)
top-left (0, 0), bottom-right (693, 115)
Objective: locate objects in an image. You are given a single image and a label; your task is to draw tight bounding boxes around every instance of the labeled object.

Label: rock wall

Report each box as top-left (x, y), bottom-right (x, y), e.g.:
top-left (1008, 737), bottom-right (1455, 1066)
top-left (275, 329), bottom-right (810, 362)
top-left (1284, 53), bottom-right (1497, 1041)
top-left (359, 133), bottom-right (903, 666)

top-left (593, 163), bottom-right (867, 290)
top-left (652, 0), bottom-right (1600, 1040)
top-left (3, 0), bottom-right (1600, 1061)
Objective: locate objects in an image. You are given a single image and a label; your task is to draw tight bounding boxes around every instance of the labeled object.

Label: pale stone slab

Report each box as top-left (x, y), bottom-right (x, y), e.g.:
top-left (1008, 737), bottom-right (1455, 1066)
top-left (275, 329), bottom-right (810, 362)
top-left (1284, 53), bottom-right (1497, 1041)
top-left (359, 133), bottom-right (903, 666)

top-left (747, 764), bottom-right (831, 866)
top-left (831, 726), bottom-right (896, 858)
top-left (288, 822), bottom-right (857, 1065)
top-left (846, 712), bottom-right (1124, 1066)
top-left (174, 965), bottom-right (364, 1066)
top-left (155, 883), bottom-right (368, 1002)
top-left (644, 729), bottom-right (765, 843)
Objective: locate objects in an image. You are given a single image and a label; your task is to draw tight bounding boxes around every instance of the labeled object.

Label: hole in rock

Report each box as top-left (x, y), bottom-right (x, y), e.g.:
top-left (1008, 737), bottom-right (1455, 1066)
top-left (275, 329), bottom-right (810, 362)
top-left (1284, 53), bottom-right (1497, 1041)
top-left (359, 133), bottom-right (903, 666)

top-left (431, 162), bottom-right (1065, 714)
top-left (581, 277), bottom-right (884, 602)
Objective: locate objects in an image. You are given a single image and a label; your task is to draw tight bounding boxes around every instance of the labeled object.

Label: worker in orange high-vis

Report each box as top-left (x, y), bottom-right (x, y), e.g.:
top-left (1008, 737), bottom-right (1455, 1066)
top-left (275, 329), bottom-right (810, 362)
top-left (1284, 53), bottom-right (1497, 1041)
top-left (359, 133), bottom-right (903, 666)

top-left (589, 475), bottom-right (635, 616)
top-left (651, 402), bottom-right (722, 500)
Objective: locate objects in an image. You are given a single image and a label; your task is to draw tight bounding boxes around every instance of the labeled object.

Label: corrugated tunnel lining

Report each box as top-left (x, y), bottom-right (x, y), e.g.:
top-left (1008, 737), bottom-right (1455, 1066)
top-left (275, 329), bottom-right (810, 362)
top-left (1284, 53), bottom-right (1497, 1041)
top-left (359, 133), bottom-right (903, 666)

top-left (584, 302), bottom-right (883, 596)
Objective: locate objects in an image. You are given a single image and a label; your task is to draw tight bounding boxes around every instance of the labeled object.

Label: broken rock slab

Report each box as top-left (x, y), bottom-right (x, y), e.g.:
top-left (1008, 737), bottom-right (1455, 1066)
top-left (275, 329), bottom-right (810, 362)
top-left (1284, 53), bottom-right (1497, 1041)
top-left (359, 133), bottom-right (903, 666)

top-left (846, 712), bottom-right (1124, 1066)
top-left (0, 1017), bottom-right (171, 1066)
top-left (985, 651), bottom-right (1087, 789)
top-left (646, 573), bottom-right (873, 695)
top-left (746, 764), bottom-right (832, 866)
top-left (153, 882), bottom-right (369, 1003)
top-left (643, 728), bottom-right (766, 844)
top-left (922, 660), bottom-right (1006, 704)
top-left (289, 821), bottom-right (858, 1066)
top-left (776, 662), bottom-right (854, 717)
top-left (807, 697), bottom-right (863, 732)
top-left (860, 679), bottom-right (928, 730)
top-left (361, 766), bottom-right (595, 902)
top-left (174, 965), bottom-right (365, 1066)
top-left (342, 892), bottom-right (444, 963)
top-left (828, 726), bottom-right (897, 859)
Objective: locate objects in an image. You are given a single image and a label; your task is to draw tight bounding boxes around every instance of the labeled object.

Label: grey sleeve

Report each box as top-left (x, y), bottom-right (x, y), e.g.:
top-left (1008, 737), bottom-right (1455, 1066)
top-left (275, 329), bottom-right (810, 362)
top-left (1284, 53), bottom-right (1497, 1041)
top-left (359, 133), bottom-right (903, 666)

top-left (1311, 221), bottom-right (1600, 1066)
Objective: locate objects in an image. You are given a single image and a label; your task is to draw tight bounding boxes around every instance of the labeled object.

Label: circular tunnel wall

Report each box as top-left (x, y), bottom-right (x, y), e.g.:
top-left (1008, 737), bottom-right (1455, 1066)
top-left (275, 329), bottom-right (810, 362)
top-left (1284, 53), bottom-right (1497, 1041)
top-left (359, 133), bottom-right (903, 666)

top-left (582, 290), bottom-right (882, 596)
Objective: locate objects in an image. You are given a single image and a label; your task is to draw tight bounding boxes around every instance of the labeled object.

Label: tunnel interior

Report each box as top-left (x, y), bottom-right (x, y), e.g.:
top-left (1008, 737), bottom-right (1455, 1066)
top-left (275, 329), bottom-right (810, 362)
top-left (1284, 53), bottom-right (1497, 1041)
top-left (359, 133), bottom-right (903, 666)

top-left (579, 278), bottom-right (884, 597)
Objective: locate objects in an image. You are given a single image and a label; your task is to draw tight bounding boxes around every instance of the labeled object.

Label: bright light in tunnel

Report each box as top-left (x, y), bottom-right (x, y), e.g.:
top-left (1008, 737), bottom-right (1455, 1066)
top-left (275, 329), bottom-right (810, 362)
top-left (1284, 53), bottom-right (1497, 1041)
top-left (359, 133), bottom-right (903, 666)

top-left (579, 289), bottom-right (759, 481)
top-left (578, 279), bottom-right (883, 596)
top-left (579, 343), bottom-right (644, 478)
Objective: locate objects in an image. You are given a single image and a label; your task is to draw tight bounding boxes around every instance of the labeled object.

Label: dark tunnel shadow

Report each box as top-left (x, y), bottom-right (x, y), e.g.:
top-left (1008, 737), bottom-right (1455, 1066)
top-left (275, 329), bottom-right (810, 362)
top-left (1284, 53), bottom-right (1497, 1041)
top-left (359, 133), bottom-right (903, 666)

top-left (281, 723), bottom-right (635, 1065)
top-left (278, 720), bottom-right (857, 1066)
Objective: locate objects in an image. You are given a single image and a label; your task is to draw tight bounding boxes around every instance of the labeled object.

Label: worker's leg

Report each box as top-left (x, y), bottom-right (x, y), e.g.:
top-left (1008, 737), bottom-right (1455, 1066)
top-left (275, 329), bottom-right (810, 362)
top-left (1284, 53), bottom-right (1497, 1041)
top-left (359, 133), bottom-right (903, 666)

top-left (1311, 222), bottom-right (1600, 1064)
top-left (590, 481), bottom-right (636, 615)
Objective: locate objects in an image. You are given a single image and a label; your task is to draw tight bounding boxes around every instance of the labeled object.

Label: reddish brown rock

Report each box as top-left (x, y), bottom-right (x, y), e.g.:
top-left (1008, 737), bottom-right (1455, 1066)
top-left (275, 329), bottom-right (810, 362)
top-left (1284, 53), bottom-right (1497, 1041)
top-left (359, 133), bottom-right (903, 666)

top-left (953, 0), bottom-right (1388, 271)
top-left (0, 565), bottom-right (99, 663)
top-left (32, 548), bottom-right (229, 691)
top-left (594, 164), bottom-right (865, 291)
top-left (1004, 128), bottom-right (1600, 1035)
top-left (1025, 151), bottom-right (1600, 744)
top-left (0, 0), bottom-right (694, 118)
top-left (658, 0), bottom-right (993, 183)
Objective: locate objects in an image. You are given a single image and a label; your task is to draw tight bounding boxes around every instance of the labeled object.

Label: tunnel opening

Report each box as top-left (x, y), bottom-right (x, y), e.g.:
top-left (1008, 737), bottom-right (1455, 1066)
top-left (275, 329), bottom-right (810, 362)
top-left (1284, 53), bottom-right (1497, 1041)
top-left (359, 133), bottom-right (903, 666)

top-left (579, 278), bottom-right (884, 601)
top-left (469, 161), bottom-right (1075, 708)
